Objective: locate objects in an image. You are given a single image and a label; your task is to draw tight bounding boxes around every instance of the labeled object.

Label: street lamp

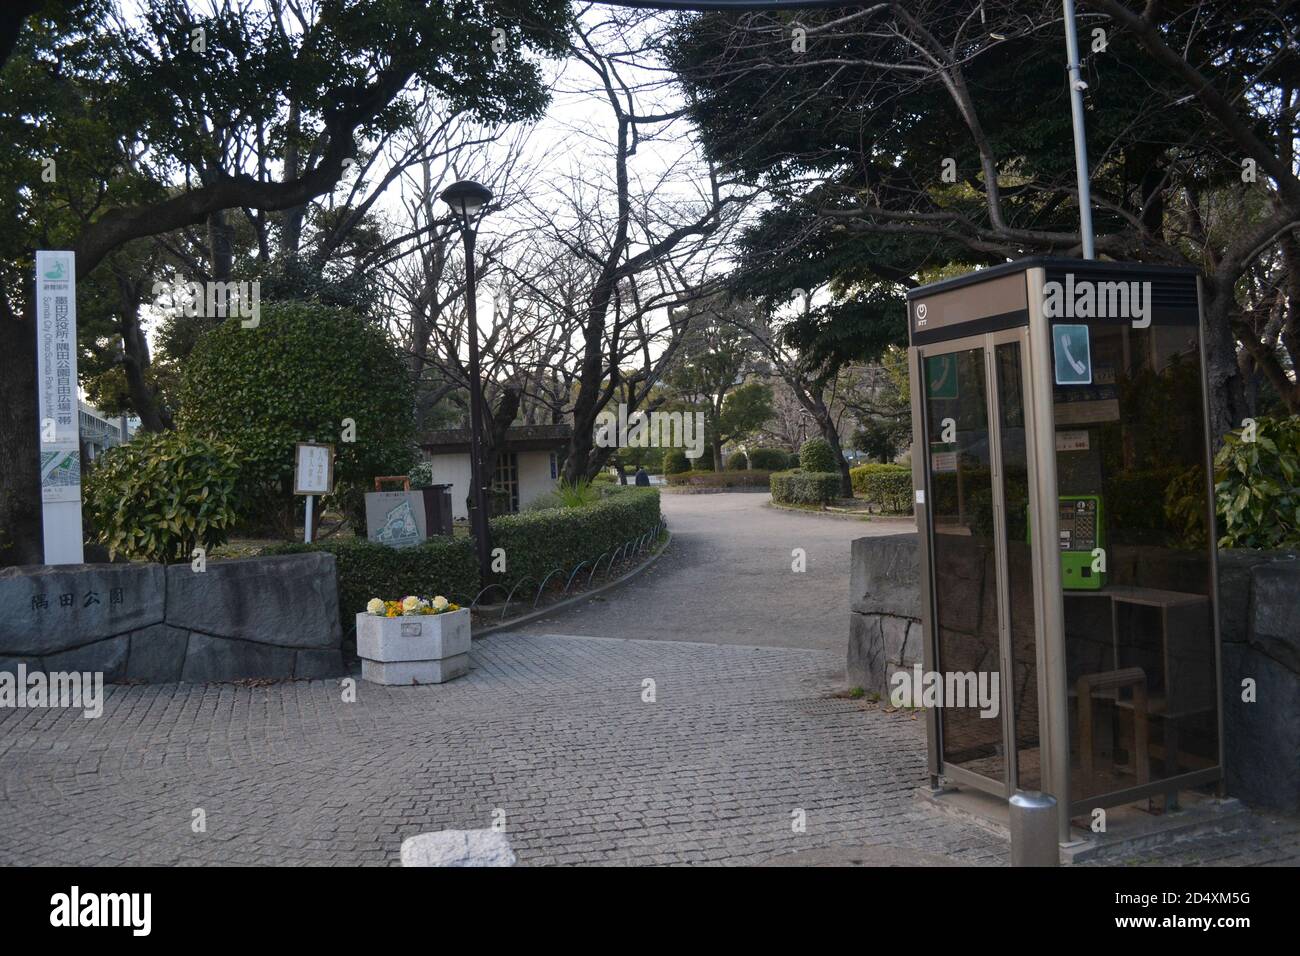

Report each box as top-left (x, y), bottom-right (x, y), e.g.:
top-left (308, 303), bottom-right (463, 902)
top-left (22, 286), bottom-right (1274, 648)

top-left (441, 179), bottom-right (494, 583)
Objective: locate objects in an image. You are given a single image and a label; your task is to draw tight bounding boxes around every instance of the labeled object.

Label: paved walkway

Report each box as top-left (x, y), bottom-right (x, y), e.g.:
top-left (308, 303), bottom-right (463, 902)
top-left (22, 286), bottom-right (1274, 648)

top-left (2, 493), bottom-right (1296, 866)
top-left (0, 633), bottom-right (1011, 866)
top-left (517, 492), bottom-right (912, 651)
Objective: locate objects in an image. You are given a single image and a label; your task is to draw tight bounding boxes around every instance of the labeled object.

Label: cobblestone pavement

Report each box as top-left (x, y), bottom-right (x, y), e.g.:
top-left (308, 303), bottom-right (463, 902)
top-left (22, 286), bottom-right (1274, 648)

top-left (3, 632), bottom-right (1297, 866)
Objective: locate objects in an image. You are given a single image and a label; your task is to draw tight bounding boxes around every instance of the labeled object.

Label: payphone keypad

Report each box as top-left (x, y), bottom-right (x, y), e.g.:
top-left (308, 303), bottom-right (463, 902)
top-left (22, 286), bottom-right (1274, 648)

top-left (1059, 497), bottom-right (1098, 552)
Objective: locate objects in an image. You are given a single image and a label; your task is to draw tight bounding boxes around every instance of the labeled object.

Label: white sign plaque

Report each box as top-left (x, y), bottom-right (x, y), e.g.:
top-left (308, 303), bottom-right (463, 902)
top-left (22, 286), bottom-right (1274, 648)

top-left (35, 251), bottom-right (84, 564)
top-left (294, 442), bottom-right (335, 495)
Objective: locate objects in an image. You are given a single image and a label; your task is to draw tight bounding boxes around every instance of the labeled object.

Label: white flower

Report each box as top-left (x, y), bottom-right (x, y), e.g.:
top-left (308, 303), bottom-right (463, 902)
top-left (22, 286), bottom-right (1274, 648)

top-left (401, 595), bottom-right (422, 613)
top-left (366, 598), bottom-right (384, 616)
top-left (431, 596), bottom-right (449, 611)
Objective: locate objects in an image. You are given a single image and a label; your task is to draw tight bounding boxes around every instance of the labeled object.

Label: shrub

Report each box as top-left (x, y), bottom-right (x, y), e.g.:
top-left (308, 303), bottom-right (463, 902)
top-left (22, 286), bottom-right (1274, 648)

top-left (269, 490), bottom-right (663, 627)
top-left (664, 470), bottom-right (772, 488)
top-left (592, 471), bottom-right (617, 483)
top-left (408, 460), bottom-right (434, 489)
top-left (726, 451), bottom-right (749, 470)
top-left (799, 436), bottom-right (837, 473)
top-left (748, 447), bottom-right (788, 471)
top-left (268, 536), bottom-right (479, 634)
top-left (555, 477), bottom-right (600, 508)
top-left (178, 300), bottom-right (416, 534)
top-left (691, 454), bottom-right (715, 471)
top-left (1214, 415), bottom-right (1300, 548)
top-left (786, 450), bottom-right (803, 470)
top-left (770, 469), bottom-right (841, 505)
top-left (84, 430), bottom-right (243, 564)
top-left (489, 488), bottom-right (662, 585)
top-left (663, 449), bottom-right (690, 474)
top-left (850, 463), bottom-right (913, 514)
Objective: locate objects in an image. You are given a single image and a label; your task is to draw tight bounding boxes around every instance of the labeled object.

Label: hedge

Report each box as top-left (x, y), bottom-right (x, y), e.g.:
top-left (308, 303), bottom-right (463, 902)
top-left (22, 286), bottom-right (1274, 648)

top-left (665, 470), bottom-right (772, 488)
top-left (268, 536), bottom-right (479, 632)
top-left (726, 451), bottom-right (749, 470)
top-left (487, 487), bottom-right (662, 587)
top-left (747, 448), bottom-right (788, 471)
top-left (271, 489), bottom-right (663, 623)
top-left (850, 463), bottom-right (913, 514)
top-left (770, 469), bottom-right (841, 505)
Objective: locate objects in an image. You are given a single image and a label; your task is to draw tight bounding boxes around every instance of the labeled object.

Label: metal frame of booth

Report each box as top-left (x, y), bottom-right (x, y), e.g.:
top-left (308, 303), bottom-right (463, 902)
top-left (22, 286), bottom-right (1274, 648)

top-left (906, 258), bottom-right (1225, 844)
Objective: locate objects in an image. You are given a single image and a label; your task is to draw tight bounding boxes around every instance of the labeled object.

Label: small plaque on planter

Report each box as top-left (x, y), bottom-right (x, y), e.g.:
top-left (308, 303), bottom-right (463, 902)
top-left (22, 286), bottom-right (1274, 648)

top-left (401, 621), bottom-right (422, 637)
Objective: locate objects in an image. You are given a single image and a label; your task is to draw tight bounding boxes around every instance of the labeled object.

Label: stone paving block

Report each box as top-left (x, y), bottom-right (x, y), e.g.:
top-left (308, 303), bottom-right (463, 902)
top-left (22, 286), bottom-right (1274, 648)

top-left (400, 830), bottom-right (515, 867)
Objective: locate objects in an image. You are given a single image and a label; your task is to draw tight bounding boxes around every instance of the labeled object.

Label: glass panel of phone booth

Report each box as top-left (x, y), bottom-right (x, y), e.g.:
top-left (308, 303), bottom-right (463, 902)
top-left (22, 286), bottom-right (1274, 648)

top-left (994, 341), bottom-right (1041, 791)
top-left (923, 347), bottom-right (1004, 785)
top-left (1052, 320), bottom-right (1219, 802)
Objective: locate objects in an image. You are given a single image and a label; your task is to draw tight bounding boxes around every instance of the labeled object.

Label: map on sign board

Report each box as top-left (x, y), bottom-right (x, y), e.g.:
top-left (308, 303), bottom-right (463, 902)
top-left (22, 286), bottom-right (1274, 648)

top-left (40, 442), bottom-right (81, 502)
top-left (293, 443), bottom-right (334, 495)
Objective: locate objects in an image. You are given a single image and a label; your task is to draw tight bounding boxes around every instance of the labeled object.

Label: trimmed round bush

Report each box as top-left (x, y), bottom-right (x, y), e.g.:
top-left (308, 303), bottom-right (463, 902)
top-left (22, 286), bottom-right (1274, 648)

top-left (786, 450), bottom-right (802, 470)
top-left (726, 451), bottom-right (749, 470)
top-left (800, 436), bottom-right (837, 473)
top-left (178, 300), bottom-right (416, 530)
top-left (691, 454), bottom-right (715, 471)
top-left (748, 447), bottom-right (787, 471)
top-left (84, 430), bottom-right (242, 563)
top-left (663, 449), bottom-right (690, 474)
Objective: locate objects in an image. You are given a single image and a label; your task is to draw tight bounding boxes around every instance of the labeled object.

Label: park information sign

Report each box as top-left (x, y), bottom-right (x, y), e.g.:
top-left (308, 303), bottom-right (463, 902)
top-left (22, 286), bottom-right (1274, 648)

top-left (35, 250), bottom-right (84, 565)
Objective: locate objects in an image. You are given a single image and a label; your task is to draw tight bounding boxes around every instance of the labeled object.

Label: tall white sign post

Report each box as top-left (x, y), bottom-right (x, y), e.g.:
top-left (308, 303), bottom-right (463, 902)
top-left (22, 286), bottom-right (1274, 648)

top-left (35, 250), bottom-right (84, 565)
top-left (294, 442), bottom-right (335, 543)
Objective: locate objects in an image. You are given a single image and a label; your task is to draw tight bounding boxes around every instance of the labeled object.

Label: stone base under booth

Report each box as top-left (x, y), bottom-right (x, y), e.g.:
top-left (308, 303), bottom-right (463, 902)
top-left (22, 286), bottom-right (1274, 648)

top-left (0, 554), bottom-right (344, 683)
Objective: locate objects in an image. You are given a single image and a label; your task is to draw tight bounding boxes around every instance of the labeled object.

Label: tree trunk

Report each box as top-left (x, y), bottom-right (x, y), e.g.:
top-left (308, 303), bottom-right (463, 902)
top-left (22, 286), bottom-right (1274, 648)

top-left (0, 304), bottom-right (43, 566)
top-left (114, 266), bottom-right (173, 432)
top-left (818, 417), bottom-right (852, 497)
top-left (1203, 284), bottom-right (1250, 449)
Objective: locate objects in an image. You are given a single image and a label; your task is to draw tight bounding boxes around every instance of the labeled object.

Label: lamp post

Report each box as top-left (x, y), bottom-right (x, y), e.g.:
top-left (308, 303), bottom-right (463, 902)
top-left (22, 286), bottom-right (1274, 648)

top-left (441, 179), bottom-right (494, 583)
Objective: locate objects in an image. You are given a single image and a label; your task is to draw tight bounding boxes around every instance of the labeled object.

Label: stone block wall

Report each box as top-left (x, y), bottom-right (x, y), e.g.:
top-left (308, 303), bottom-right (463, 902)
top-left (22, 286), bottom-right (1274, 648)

top-left (847, 533), bottom-right (1300, 812)
top-left (0, 553), bottom-right (343, 683)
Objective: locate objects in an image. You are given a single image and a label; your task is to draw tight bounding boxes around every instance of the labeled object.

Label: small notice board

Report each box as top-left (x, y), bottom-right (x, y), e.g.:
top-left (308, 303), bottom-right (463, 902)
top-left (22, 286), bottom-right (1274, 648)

top-left (294, 442), bottom-right (335, 495)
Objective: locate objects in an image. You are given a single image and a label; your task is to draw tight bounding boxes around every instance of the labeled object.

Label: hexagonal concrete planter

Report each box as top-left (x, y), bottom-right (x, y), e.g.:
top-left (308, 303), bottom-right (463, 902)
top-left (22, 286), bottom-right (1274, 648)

top-left (356, 609), bottom-right (470, 685)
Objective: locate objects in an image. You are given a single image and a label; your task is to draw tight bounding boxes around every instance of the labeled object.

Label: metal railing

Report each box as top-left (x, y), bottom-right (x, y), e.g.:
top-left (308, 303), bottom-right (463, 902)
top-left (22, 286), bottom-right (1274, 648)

top-left (463, 517), bottom-right (668, 623)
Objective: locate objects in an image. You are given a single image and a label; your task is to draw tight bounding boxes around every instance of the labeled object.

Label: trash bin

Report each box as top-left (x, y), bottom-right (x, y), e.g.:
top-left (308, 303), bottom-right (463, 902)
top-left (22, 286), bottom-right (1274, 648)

top-left (422, 484), bottom-right (454, 536)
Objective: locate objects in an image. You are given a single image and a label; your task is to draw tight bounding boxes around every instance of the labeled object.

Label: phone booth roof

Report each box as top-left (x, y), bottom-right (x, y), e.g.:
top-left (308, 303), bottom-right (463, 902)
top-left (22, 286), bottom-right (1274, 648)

top-left (905, 257), bottom-right (1201, 348)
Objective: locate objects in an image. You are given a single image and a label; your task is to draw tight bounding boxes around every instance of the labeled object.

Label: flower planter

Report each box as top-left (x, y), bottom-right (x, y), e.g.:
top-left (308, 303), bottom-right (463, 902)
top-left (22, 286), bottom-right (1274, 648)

top-left (356, 608), bottom-right (471, 685)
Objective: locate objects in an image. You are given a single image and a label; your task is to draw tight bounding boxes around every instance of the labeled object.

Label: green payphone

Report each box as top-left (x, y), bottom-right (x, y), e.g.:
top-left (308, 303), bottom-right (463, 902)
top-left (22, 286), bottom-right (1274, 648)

top-left (1058, 494), bottom-right (1105, 590)
top-left (1026, 493), bottom-right (1107, 590)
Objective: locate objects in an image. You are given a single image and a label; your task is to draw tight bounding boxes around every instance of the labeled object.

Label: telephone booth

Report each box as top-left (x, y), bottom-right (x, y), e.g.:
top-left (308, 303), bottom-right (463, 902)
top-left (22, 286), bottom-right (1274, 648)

top-left (906, 258), bottom-right (1224, 843)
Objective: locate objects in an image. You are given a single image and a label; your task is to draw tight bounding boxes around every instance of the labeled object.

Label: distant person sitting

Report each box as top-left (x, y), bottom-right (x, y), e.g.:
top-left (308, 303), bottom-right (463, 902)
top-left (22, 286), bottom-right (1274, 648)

top-left (634, 467), bottom-right (650, 486)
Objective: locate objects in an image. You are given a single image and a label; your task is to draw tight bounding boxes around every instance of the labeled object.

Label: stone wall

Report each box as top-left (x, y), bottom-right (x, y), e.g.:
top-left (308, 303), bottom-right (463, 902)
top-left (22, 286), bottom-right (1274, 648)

top-left (847, 532), bottom-right (1300, 813)
top-left (0, 553), bottom-right (343, 683)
